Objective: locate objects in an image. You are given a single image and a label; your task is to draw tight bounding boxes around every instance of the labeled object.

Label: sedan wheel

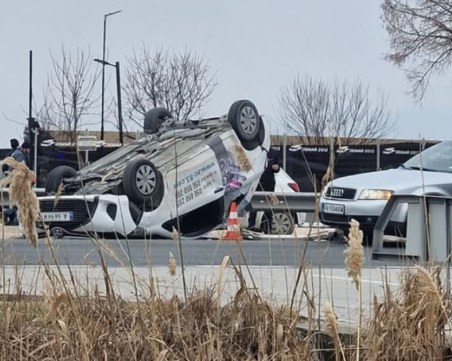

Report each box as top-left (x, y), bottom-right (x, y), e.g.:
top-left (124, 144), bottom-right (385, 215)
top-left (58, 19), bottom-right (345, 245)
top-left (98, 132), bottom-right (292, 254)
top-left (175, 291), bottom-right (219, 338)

top-left (135, 164), bottom-right (157, 196)
top-left (50, 227), bottom-right (65, 239)
top-left (227, 100), bottom-right (262, 149)
top-left (239, 105), bottom-right (258, 138)
top-left (271, 212), bottom-right (295, 235)
top-left (45, 165), bottom-right (77, 195)
top-left (123, 158), bottom-right (164, 210)
top-left (143, 108), bottom-right (173, 134)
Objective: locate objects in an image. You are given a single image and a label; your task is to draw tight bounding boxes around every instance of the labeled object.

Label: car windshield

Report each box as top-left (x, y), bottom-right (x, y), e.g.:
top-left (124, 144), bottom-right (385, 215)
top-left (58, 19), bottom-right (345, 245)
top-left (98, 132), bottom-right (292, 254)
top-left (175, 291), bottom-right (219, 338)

top-left (403, 141), bottom-right (452, 173)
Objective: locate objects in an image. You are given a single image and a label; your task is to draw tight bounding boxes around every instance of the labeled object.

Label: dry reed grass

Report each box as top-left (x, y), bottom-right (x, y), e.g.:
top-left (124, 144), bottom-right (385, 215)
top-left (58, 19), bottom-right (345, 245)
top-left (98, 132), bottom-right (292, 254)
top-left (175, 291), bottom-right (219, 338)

top-left (0, 157), bottom-right (39, 245)
top-left (268, 192), bottom-right (279, 206)
top-left (344, 219), bottom-right (364, 291)
top-left (321, 165), bottom-right (332, 188)
top-left (357, 266), bottom-right (452, 361)
top-left (324, 302), bottom-right (345, 360)
top-left (0, 274), bottom-right (312, 360)
top-left (4, 263), bottom-right (450, 360)
top-left (168, 251), bottom-right (177, 276)
top-left (344, 219), bottom-right (365, 360)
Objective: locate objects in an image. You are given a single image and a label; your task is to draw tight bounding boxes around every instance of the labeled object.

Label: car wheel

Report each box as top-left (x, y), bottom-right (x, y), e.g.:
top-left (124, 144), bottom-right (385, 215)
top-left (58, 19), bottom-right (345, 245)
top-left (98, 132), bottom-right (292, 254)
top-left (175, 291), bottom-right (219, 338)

top-left (143, 108), bottom-right (173, 134)
top-left (122, 158), bottom-right (164, 210)
top-left (228, 100), bottom-right (262, 148)
top-left (328, 229), bottom-right (346, 243)
top-left (45, 166), bottom-right (77, 195)
top-left (271, 212), bottom-right (295, 235)
top-left (50, 227), bottom-right (65, 239)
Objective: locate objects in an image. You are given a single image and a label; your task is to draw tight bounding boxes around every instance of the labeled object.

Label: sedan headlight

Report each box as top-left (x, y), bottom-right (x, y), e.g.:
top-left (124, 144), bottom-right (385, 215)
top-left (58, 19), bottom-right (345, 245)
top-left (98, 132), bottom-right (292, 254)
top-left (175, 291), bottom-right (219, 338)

top-left (358, 189), bottom-right (393, 200)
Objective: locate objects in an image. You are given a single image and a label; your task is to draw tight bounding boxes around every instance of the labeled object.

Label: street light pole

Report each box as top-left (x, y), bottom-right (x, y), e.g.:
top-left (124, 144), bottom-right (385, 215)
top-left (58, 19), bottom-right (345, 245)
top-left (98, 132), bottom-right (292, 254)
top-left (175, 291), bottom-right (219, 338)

top-left (100, 10), bottom-right (122, 141)
top-left (27, 50), bottom-right (34, 170)
top-left (115, 61), bottom-right (124, 145)
top-left (94, 59), bottom-right (124, 146)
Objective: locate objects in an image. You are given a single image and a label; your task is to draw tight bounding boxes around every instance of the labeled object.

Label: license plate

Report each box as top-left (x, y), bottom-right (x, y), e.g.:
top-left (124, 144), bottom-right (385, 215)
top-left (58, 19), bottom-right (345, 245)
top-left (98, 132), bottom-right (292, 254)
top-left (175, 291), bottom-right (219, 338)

top-left (41, 211), bottom-right (74, 222)
top-left (322, 203), bottom-right (345, 215)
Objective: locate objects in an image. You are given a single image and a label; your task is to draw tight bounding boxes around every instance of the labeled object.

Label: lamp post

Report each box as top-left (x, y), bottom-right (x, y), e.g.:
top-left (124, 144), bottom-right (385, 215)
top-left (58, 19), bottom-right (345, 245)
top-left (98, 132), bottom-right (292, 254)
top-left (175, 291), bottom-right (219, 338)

top-left (94, 59), bottom-right (124, 145)
top-left (100, 10), bottom-right (122, 141)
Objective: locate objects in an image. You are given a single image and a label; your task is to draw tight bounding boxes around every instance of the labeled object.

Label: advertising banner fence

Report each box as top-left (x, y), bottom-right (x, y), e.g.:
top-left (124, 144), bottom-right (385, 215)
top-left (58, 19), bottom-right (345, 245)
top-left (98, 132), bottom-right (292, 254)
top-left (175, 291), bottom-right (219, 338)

top-left (0, 140), bottom-right (439, 191)
top-left (276, 141), bottom-right (437, 192)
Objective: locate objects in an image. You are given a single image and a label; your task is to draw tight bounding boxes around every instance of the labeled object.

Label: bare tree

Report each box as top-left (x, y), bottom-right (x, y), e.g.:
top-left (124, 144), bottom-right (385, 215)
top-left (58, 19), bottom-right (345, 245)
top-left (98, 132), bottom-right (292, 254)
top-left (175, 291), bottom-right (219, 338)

top-left (36, 47), bottom-right (100, 142)
top-left (278, 75), bottom-right (395, 144)
top-left (382, 0), bottom-right (452, 99)
top-left (123, 47), bottom-right (217, 128)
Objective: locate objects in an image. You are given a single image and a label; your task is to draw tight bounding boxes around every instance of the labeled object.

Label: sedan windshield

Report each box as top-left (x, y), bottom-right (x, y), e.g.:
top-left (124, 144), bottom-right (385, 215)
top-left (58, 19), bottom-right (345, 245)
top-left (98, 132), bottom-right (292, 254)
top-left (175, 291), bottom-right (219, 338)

top-left (403, 141), bottom-right (452, 173)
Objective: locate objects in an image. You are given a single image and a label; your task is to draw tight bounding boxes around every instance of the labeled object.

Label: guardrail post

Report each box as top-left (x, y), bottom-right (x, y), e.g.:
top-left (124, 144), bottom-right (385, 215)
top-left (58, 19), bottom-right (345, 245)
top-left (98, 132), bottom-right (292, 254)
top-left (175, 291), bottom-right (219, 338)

top-left (372, 193), bottom-right (452, 287)
top-left (372, 195), bottom-right (426, 261)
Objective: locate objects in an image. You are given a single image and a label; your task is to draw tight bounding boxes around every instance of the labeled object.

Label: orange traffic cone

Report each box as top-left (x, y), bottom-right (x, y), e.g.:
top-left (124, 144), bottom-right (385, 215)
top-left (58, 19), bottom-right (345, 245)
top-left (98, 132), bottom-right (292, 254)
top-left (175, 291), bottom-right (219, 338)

top-left (223, 201), bottom-right (243, 241)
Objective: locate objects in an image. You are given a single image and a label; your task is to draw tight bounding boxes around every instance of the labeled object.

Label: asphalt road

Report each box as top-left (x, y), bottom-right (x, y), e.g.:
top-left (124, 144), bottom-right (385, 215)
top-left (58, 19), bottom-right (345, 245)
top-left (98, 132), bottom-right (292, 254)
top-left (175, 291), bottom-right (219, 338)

top-left (0, 237), bottom-right (390, 268)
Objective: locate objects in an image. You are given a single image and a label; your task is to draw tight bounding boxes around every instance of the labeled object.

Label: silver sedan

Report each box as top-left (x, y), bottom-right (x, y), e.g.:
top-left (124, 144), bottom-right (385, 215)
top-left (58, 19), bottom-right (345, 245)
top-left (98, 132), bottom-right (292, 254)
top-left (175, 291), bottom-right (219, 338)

top-left (320, 141), bottom-right (452, 239)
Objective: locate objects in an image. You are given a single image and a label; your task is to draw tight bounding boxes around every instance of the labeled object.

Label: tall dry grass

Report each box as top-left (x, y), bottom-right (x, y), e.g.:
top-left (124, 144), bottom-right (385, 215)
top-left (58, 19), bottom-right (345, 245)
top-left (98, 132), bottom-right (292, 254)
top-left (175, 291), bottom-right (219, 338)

top-left (1, 242), bottom-right (449, 359)
top-left (1, 157), bottom-right (39, 245)
top-left (357, 266), bottom-right (452, 361)
top-left (344, 218), bottom-right (364, 360)
top-left (0, 273), bottom-right (313, 360)
top-left (344, 219), bottom-right (364, 292)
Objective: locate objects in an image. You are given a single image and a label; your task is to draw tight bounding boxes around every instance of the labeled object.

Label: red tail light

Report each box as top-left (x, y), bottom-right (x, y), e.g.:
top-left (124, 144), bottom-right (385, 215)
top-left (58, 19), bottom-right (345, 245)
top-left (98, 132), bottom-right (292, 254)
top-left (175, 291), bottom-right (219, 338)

top-left (288, 182), bottom-right (300, 192)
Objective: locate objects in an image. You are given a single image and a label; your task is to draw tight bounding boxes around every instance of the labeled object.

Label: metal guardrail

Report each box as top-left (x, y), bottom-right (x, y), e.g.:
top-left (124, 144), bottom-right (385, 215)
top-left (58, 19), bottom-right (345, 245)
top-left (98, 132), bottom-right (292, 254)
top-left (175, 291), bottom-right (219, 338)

top-left (250, 192), bottom-right (318, 212)
top-left (371, 193), bottom-right (452, 291)
top-left (372, 194), bottom-right (452, 264)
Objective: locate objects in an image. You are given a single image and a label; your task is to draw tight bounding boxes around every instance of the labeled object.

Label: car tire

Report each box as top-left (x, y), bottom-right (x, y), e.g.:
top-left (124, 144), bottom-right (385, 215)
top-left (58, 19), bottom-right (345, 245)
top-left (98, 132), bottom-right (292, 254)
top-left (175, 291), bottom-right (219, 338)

top-left (228, 100), bottom-right (263, 149)
top-left (271, 212), bottom-right (295, 235)
top-left (329, 229), bottom-right (347, 242)
top-left (240, 119), bottom-right (266, 151)
top-left (50, 227), bottom-right (66, 239)
top-left (143, 108), bottom-right (173, 134)
top-left (122, 158), bottom-right (164, 210)
top-left (45, 166), bottom-right (77, 195)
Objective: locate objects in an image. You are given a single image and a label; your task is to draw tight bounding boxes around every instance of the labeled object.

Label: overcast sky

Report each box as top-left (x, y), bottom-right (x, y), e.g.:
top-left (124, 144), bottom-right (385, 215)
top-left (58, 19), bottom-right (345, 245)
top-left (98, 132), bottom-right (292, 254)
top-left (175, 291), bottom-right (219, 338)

top-left (1, 0), bottom-right (452, 148)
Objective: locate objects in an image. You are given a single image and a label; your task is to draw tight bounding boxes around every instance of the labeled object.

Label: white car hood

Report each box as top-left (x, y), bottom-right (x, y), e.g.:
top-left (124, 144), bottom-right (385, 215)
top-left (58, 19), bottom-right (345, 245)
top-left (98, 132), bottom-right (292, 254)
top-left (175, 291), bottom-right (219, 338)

top-left (329, 168), bottom-right (452, 196)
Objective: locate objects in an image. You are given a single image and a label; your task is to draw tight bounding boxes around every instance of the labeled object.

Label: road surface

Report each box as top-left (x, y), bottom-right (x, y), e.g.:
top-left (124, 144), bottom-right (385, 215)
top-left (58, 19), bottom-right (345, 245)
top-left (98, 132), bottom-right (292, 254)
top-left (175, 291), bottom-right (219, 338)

top-left (0, 237), bottom-right (392, 267)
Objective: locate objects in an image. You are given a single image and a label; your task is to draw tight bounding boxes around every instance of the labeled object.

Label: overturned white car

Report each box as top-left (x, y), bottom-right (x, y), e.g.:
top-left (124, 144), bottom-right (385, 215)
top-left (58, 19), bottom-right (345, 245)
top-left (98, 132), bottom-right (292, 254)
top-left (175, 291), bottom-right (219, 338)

top-left (38, 100), bottom-right (270, 238)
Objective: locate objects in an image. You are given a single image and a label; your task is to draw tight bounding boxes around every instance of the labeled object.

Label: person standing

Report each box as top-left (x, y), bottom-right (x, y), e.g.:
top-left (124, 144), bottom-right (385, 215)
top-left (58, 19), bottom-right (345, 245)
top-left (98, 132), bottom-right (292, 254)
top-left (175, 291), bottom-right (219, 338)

top-left (2, 138), bottom-right (26, 174)
top-left (9, 138), bottom-right (26, 163)
top-left (1, 139), bottom-right (26, 226)
top-left (247, 147), bottom-right (281, 234)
